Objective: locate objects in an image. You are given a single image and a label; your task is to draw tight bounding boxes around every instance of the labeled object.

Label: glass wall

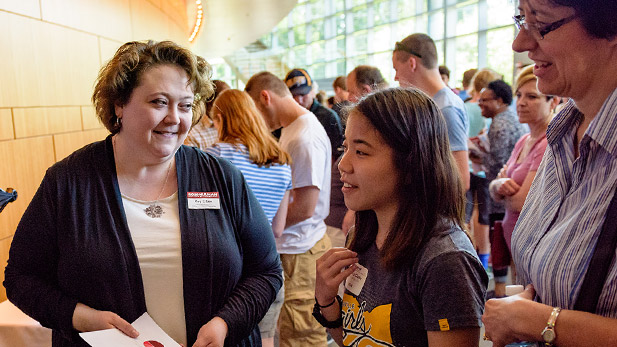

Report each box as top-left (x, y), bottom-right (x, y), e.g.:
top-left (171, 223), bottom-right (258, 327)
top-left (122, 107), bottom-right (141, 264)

top-left (215, 0), bottom-right (516, 90)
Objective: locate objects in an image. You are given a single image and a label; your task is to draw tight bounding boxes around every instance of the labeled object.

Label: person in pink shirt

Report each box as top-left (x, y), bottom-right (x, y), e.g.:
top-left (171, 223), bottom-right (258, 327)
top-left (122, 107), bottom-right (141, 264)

top-left (489, 65), bottom-right (560, 252)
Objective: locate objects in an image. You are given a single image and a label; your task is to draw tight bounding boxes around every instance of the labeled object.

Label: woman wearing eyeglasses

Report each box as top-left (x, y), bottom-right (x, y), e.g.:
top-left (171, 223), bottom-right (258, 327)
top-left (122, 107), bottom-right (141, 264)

top-left (482, 0), bottom-right (617, 346)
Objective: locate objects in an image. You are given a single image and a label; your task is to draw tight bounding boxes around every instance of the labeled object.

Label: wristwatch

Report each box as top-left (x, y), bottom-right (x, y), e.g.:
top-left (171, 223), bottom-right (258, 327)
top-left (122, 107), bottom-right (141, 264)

top-left (541, 307), bottom-right (561, 346)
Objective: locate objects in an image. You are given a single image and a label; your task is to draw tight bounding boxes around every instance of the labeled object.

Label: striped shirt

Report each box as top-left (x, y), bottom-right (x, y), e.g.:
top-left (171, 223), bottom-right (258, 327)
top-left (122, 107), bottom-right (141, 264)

top-left (512, 87), bottom-right (617, 317)
top-left (206, 142), bottom-right (292, 223)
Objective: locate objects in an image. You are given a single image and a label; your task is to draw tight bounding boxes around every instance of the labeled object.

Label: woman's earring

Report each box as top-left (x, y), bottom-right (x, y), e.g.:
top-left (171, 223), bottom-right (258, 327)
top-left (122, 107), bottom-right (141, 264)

top-left (115, 117), bottom-right (122, 129)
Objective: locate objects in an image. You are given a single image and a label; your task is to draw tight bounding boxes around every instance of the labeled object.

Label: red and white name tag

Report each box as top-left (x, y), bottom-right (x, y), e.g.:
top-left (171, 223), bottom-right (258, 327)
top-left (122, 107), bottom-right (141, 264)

top-left (187, 192), bottom-right (220, 209)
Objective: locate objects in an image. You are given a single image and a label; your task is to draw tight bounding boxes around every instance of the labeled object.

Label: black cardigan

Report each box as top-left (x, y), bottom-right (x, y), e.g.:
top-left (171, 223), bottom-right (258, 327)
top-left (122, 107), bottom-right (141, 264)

top-left (5, 136), bottom-right (282, 346)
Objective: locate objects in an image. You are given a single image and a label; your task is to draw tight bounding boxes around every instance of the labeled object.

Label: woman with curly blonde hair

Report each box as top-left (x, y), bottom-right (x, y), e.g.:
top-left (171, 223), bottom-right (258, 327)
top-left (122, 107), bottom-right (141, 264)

top-left (5, 41), bottom-right (282, 347)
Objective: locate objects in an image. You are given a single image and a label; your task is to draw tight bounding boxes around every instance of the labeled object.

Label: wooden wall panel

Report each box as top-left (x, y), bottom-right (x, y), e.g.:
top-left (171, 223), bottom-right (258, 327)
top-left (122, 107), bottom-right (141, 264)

top-left (0, 13), bottom-right (100, 108)
top-left (40, 0), bottom-right (132, 42)
top-left (0, 136), bottom-right (55, 239)
top-left (130, 0), bottom-right (186, 44)
top-left (161, 0), bottom-right (189, 34)
top-left (13, 107), bottom-right (82, 138)
top-left (0, 109), bottom-right (13, 140)
top-left (99, 38), bottom-right (123, 66)
top-left (0, 236), bottom-right (13, 301)
top-left (82, 106), bottom-right (104, 130)
top-left (53, 129), bottom-right (109, 162)
top-left (146, 0), bottom-right (162, 9)
top-left (0, 0), bottom-right (41, 18)
top-left (168, 19), bottom-right (188, 44)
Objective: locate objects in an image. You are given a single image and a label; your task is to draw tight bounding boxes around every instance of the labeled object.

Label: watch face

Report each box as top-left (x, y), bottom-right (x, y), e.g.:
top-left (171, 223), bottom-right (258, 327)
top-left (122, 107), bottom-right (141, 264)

top-left (542, 328), bottom-right (556, 343)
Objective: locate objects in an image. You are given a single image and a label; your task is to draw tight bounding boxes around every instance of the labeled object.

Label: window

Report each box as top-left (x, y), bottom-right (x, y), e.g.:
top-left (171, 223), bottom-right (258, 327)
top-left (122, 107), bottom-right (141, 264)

top-left (310, 19), bottom-right (325, 41)
top-left (488, 0), bottom-right (515, 29)
top-left (309, 41), bottom-right (326, 64)
top-left (429, 10), bottom-right (445, 40)
top-left (446, 4), bottom-right (477, 37)
top-left (335, 12), bottom-right (346, 36)
top-left (292, 4), bottom-right (307, 26)
top-left (347, 55), bottom-right (368, 73)
top-left (372, 25), bottom-right (392, 52)
top-left (293, 25), bottom-right (306, 45)
top-left (348, 30), bottom-right (368, 57)
top-left (309, 0), bottom-right (326, 19)
top-left (429, 0), bottom-right (444, 11)
top-left (349, 0), bottom-right (365, 9)
top-left (221, 0), bottom-right (518, 92)
top-left (276, 30), bottom-right (289, 49)
top-left (397, 0), bottom-right (415, 19)
top-left (487, 27), bottom-right (515, 84)
top-left (373, 51), bottom-right (395, 82)
top-left (351, 5), bottom-right (368, 32)
top-left (312, 63), bottom-right (327, 79)
top-left (373, 0), bottom-right (391, 26)
top-left (447, 34), bottom-right (477, 85)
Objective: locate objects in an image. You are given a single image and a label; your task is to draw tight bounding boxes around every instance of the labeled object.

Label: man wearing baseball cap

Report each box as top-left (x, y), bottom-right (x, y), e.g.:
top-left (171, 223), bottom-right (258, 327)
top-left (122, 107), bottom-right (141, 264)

top-left (285, 68), bottom-right (343, 161)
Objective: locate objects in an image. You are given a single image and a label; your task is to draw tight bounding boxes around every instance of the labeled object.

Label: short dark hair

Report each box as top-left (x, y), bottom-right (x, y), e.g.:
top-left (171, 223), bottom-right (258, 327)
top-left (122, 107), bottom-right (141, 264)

top-left (549, 0), bottom-right (617, 39)
top-left (394, 33), bottom-right (438, 69)
top-left (348, 87), bottom-right (465, 270)
top-left (487, 80), bottom-right (513, 106)
top-left (350, 65), bottom-right (388, 90)
top-left (333, 76), bottom-right (347, 91)
top-left (438, 65), bottom-right (450, 78)
top-left (92, 40), bottom-right (214, 133)
top-left (245, 71), bottom-right (291, 98)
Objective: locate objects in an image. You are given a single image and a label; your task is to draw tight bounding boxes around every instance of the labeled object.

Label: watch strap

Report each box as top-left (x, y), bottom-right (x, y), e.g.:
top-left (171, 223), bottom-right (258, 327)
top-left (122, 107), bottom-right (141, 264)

top-left (315, 296), bottom-right (337, 308)
top-left (542, 307), bottom-right (561, 346)
top-left (312, 295), bottom-right (343, 329)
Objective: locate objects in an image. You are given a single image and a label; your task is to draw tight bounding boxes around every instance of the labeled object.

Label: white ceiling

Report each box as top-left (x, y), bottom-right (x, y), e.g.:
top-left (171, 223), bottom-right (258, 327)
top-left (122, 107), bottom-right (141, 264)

top-left (190, 0), bottom-right (298, 59)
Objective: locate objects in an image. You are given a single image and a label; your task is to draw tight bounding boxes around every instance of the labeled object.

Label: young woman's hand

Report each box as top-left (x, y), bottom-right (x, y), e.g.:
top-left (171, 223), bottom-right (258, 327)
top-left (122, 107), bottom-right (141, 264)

top-left (193, 317), bottom-right (228, 347)
top-left (315, 247), bottom-right (358, 305)
top-left (72, 303), bottom-right (139, 338)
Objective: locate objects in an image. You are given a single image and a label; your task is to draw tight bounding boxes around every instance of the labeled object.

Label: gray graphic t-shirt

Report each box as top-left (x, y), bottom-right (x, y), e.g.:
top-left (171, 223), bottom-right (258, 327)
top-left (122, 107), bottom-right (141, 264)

top-left (341, 226), bottom-right (487, 346)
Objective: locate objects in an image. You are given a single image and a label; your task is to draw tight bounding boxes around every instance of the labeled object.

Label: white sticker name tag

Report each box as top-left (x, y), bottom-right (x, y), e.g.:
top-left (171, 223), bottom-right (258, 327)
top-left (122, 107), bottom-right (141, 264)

top-left (187, 192), bottom-right (220, 209)
top-left (345, 263), bottom-right (368, 296)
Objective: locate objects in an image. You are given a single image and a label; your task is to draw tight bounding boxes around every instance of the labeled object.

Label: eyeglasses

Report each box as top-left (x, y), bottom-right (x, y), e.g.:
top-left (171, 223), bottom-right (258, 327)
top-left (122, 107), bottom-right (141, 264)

top-left (394, 42), bottom-right (423, 58)
top-left (478, 97), bottom-right (497, 103)
top-left (513, 14), bottom-right (576, 40)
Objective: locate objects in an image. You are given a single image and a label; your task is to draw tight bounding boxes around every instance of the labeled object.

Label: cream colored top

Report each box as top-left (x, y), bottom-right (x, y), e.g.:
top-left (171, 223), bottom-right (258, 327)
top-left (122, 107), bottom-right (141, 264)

top-left (121, 192), bottom-right (187, 346)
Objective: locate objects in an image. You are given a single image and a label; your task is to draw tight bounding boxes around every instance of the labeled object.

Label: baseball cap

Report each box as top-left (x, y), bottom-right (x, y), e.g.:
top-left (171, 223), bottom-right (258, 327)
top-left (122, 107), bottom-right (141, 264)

top-left (284, 68), bottom-right (313, 96)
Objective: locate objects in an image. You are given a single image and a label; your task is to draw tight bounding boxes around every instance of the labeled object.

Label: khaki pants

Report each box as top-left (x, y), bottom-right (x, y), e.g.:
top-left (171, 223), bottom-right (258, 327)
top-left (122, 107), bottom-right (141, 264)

top-left (278, 233), bottom-right (332, 347)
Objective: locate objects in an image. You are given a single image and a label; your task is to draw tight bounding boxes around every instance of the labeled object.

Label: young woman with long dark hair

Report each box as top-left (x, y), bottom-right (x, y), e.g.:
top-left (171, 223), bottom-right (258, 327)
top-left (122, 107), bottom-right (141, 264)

top-left (314, 88), bottom-right (487, 346)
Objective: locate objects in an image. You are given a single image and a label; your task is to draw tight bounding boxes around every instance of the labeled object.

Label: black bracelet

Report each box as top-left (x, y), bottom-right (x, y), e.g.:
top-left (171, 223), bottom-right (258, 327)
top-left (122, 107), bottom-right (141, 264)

top-left (312, 295), bottom-right (343, 329)
top-left (315, 296), bottom-right (336, 308)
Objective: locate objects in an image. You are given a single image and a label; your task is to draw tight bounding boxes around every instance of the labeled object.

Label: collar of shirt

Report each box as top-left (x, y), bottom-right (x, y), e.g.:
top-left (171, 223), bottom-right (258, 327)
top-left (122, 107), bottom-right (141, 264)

top-left (547, 88), bottom-right (617, 158)
top-left (585, 88), bottom-right (617, 158)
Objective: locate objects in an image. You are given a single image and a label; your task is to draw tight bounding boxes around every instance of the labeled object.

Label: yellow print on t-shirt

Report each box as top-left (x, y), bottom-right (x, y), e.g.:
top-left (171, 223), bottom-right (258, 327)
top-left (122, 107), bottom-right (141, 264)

top-left (342, 293), bottom-right (394, 347)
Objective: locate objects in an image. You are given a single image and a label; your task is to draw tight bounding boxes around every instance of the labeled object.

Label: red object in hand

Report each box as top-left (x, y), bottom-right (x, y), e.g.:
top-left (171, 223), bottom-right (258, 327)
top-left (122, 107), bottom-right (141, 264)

top-left (144, 341), bottom-right (164, 347)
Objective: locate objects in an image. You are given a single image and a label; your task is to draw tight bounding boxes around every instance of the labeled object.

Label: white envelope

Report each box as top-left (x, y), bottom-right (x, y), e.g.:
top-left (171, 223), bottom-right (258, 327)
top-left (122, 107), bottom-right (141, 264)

top-left (79, 312), bottom-right (181, 347)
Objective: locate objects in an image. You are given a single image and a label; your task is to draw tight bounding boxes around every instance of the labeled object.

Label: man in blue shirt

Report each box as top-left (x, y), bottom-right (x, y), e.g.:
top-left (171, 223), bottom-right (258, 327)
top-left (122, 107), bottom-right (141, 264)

top-left (392, 33), bottom-right (470, 191)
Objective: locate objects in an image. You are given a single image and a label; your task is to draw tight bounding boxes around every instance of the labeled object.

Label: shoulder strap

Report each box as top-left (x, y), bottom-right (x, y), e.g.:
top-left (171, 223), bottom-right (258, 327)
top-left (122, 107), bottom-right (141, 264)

top-left (574, 188), bottom-right (617, 312)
